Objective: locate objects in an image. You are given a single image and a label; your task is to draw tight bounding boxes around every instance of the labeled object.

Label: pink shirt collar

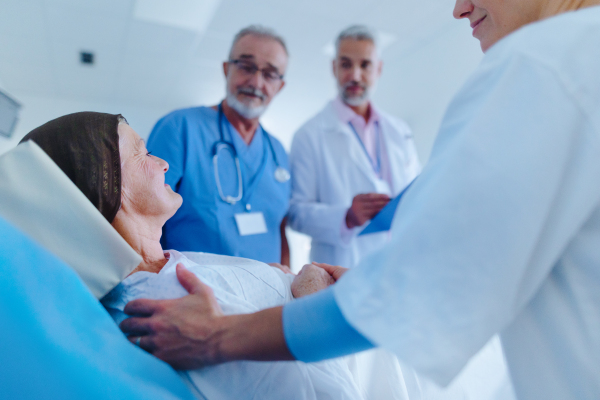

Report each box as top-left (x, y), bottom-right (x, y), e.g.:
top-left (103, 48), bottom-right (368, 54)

top-left (332, 97), bottom-right (380, 126)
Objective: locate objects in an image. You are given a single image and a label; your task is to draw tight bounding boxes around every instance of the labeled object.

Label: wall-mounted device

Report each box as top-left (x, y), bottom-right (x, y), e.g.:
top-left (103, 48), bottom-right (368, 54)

top-left (0, 90), bottom-right (21, 138)
top-left (80, 51), bottom-right (94, 65)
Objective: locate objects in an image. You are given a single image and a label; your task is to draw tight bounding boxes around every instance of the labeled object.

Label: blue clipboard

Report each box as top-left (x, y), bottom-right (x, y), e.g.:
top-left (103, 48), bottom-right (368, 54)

top-left (359, 179), bottom-right (415, 236)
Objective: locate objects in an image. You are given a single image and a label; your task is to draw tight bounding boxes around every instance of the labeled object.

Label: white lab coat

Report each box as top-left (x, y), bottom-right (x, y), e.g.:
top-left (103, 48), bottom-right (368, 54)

top-left (288, 101), bottom-right (421, 268)
top-left (334, 7), bottom-right (600, 400)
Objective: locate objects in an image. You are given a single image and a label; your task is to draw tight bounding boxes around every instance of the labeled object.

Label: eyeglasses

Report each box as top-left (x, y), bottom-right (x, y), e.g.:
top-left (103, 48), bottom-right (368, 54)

top-left (228, 59), bottom-right (284, 83)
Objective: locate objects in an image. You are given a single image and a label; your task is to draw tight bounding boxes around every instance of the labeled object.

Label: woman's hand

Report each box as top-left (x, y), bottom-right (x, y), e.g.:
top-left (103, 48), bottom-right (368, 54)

top-left (120, 263), bottom-right (294, 369)
top-left (291, 263), bottom-right (336, 298)
top-left (120, 263), bottom-right (226, 369)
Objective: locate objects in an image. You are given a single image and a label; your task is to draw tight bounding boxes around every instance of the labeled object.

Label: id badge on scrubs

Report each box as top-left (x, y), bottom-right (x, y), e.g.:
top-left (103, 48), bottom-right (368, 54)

top-left (234, 212), bottom-right (268, 236)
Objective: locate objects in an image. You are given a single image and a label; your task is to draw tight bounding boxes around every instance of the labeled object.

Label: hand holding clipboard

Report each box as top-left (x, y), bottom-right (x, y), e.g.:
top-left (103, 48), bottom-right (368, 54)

top-left (359, 179), bottom-right (416, 236)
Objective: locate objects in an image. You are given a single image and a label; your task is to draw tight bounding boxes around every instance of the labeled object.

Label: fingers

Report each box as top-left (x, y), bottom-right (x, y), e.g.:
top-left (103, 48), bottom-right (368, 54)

top-left (123, 298), bottom-right (161, 316)
top-left (355, 193), bottom-right (391, 202)
top-left (120, 316), bottom-right (154, 336)
top-left (367, 193), bottom-right (391, 200)
top-left (176, 263), bottom-right (207, 295)
top-left (127, 335), bottom-right (156, 353)
top-left (312, 262), bottom-right (337, 274)
top-left (280, 265), bottom-right (294, 275)
top-left (312, 262), bottom-right (349, 281)
top-left (352, 193), bottom-right (391, 223)
top-left (359, 199), bottom-right (391, 210)
top-left (269, 263), bottom-right (294, 275)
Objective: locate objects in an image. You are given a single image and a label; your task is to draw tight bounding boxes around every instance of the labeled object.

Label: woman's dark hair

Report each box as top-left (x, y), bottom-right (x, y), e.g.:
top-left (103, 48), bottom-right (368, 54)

top-left (20, 112), bottom-right (124, 223)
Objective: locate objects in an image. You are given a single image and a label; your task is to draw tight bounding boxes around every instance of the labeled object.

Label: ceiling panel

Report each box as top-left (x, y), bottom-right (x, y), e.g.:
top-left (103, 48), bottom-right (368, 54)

top-left (133, 0), bottom-right (221, 33)
top-left (192, 29), bottom-right (231, 63)
top-left (0, 0), bottom-right (46, 39)
top-left (0, 43), bottom-right (54, 94)
top-left (168, 62), bottom-right (225, 106)
top-left (0, 61), bottom-right (55, 95)
top-left (115, 53), bottom-right (184, 107)
top-left (0, 32), bottom-right (52, 68)
top-left (44, 5), bottom-right (130, 48)
top-left (125, 20), bottom-right (198, 59)
top-left (43, 4), bottom-right (130, 100)
top-left (362, 0), bottom-right (456, 59)
top-left (205, 0), bottom-right (316, 43)
top-left (51, 50), bottom-right (121, 100)
top-left (258, 0), bottom-right (376, 22)
top-left (42, 0), bottom-right (135, 15)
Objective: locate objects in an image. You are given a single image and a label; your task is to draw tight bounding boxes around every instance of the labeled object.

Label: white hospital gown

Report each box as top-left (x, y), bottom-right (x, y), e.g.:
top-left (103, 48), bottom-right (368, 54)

top-left (102, 250), bottom-right (362, 400)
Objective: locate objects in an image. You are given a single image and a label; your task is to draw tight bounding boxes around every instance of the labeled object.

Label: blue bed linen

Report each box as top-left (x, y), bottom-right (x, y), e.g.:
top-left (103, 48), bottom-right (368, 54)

top-left (0, 217), bottom-right (195, 400)
top-left (282, 287), bottom-right (374, 362)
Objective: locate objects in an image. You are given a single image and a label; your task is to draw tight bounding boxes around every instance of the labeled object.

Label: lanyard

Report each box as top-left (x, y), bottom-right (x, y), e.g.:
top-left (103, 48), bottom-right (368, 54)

top-left (348, 121), bottom-right (382, 176)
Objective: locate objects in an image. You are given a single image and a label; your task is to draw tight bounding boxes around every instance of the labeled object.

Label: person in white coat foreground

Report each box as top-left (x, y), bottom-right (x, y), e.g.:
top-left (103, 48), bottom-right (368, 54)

top-left (288, 25), bottom-right (421, 269)
top-left (121, 1), bottom-right (600, 399)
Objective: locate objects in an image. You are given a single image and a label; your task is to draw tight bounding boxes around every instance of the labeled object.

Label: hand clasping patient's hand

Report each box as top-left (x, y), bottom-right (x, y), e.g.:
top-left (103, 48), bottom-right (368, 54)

top-left (311, 262), bottom-right (348, 282)
top-left (291, 263), bottom-right (336, 298)
top-left (119, 263), bottom-right (225, 370)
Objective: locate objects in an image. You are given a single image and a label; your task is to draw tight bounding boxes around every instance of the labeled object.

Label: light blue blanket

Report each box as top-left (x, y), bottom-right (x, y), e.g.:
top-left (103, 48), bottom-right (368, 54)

top-left (0, 216), bottom-right (195, 400)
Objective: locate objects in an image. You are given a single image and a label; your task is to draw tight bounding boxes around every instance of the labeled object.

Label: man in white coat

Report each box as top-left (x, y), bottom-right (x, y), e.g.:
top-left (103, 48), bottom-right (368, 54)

top-left (288, 25), bottom-right (421, 268)
top-left (288, 25), bottom-right (430, 400)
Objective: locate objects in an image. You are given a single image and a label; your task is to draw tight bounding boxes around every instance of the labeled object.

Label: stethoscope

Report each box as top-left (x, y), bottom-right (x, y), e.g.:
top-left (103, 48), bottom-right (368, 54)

top-left (213, 103), bottom-right (290, 206)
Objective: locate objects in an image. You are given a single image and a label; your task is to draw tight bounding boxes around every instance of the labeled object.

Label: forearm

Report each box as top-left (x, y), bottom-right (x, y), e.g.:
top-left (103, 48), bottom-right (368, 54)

top-left (280, 217), bottom-right (290, 266)
top-left (215, 306), bottom-right (295, 363)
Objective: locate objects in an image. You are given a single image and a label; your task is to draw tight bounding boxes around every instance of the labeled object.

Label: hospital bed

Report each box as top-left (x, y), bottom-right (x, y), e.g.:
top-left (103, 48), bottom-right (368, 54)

top-left (0, 142), bottom-right (512, 400)
top-left (0, 142), bottom-right (196, 399)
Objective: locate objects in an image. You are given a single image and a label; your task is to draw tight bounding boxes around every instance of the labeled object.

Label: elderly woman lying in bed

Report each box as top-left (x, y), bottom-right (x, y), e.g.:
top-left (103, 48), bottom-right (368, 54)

top-left (21, 112), bottom-right (361, 400)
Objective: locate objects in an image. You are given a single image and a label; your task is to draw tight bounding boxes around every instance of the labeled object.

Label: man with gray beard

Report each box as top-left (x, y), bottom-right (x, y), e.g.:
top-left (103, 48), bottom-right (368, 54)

top-left (288, 25), bottom-right (421, 270)
top-left (147, 25), bottom-right (291, 267)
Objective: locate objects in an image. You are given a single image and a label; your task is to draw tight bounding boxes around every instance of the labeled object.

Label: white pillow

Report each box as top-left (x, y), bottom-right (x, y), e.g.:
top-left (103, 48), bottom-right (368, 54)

top-left (0, 141), bottom-right (142, 299)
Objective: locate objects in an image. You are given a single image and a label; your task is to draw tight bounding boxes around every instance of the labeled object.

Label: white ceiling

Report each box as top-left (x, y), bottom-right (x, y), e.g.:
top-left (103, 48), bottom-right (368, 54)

top-left (0, 0), bottom-right (483, 157)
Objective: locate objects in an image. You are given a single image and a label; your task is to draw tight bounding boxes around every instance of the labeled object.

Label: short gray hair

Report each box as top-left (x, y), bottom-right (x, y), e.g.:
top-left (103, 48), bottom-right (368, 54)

top-left (228, 25), bottom-right (288, 59)
top-left (335, 25), bottom-right (378, 56)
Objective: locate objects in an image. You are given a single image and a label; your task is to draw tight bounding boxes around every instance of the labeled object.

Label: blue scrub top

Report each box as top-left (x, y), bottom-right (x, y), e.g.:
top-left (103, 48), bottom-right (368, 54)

top-left (147, 106), bottom-right (291, 263)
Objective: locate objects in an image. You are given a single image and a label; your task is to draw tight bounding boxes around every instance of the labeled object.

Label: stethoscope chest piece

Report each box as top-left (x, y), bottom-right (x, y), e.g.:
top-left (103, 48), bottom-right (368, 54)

top-left (274, 166), bottom-right (290, 183)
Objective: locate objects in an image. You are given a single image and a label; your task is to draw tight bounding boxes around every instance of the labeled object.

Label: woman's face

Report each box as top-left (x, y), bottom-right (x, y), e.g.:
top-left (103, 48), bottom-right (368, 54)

top-left (117, 123), bottom-right (182, 221)
top-left (453, 0), bottom-right (544, 51)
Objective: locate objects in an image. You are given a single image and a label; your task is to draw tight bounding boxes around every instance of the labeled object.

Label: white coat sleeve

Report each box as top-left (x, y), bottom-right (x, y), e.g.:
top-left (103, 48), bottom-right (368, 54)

top-left (333, 51), bottom-right (600, 385)
top-left (288, 126), bottom-right (350, 247)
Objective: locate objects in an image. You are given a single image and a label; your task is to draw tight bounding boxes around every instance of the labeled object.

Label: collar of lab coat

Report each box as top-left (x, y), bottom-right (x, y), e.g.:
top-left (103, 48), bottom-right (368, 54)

top-left (321, 100), bottom-right (411, 195)
top-left (332, 96), bottom-right (381, 127)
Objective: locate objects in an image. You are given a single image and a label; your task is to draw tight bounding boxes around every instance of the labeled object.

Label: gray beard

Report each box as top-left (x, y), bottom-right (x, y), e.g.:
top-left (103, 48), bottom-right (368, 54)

top-left (338, 83), bottom-right (375, 107)
top-left (226, 91), bottom-right (266, 120)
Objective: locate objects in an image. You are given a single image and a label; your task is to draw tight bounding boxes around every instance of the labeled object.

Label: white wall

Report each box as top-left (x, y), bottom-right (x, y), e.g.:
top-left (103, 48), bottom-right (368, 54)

top-left (0, 92), bottom-right (177, 155)
top-left (375, 22), bottom-right (482, 163)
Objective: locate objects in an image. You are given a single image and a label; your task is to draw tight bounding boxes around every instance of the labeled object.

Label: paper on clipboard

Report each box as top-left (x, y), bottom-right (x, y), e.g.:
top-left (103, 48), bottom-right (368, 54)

top-left (359, 179), bottom-right (415, 236)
